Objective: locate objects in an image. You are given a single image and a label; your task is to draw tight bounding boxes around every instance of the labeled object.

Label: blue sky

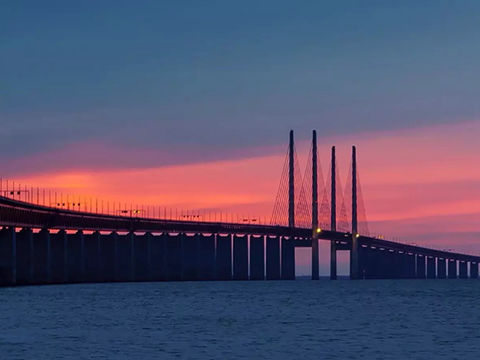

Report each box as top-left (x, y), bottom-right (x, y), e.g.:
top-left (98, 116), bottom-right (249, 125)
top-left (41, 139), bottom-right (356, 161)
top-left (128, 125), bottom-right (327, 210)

top-left (1, 0), bottom-right (480, 168)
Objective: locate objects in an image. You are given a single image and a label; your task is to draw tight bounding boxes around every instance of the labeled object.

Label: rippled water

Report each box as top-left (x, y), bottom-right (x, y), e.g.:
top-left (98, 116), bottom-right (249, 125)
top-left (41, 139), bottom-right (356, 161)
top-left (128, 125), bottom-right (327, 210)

top-left (1, 280), bottom-right (480, 359)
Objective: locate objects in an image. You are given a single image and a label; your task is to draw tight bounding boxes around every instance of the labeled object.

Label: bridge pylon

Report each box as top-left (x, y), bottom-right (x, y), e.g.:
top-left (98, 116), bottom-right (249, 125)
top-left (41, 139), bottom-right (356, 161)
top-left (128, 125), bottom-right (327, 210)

top-left (330, 146), bottom-right (337, 280)
top-left (288, 130), bottom-right (295, 228)
top-left (311, 130), bottom-right (319, 280)
top-left (350, 146), bottom-right (360, 279)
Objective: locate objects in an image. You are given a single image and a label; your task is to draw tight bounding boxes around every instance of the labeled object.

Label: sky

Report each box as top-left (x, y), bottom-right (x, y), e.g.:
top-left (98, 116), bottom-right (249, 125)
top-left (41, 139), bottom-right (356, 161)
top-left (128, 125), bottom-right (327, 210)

top-left (1, 1), bottom-right (480, 274)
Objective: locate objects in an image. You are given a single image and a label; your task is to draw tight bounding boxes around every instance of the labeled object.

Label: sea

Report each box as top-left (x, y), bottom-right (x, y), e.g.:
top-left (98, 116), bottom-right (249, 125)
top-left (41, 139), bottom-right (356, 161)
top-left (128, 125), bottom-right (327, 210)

top-left (1, 279), bottom-right (480, 359)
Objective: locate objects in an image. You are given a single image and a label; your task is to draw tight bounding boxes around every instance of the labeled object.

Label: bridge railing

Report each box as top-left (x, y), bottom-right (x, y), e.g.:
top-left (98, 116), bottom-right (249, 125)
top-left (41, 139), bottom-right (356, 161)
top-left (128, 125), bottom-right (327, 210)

top-left (0, 179), bottom-right (269, 226)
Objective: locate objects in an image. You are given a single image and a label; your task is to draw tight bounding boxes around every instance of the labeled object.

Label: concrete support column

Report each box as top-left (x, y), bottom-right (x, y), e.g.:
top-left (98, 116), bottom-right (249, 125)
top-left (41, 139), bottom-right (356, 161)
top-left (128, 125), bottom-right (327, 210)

top-left (389, 251), bottom-right (397, 279)
top-left (197, 234), bottom-right (215, 280)
top-left (427, 256), bottom-right (436, 279)
top-left (350, 236), bottom-right (359, 280)
top-left (84, 231), bottom-right (101, 283)
top-left (330, 242), bottom-right (337, 280)
top-left (51, 230), bottom-right (67, 283)
top-left (459, 261), bottom-right (468, 279)
top-left (281, 237), bottom-right (295, 280)
top-left (0, 227), bottom-right (16, 286)
top-left (134, 232), bottom-right (152, 281)
top-left (394, 251), bottom-right (405, 279)
top-left (470, 262), bottom-right (479, 279)
top-left (99, 232), bottom-right (117, 282)
top-left (387, 250), bottom-right (396, 279)
top-left (416, 255), bottom-right (426, 279)
top-left (33, 229), bottom-right (51, 284)
top-left (377, 249), bottom-right (391, 279)
top-left (266, 236), bottom-right (280, 280)
top-left (364, 248), bottom-right (377, 279)
top-left (437, 258), bottom-right (447, 279)
top-left (16, 228), bottom-right (33, 285)
top-left (358, 245), bottom-right (367, 279)
top-left (405, 253), bottom-right (415, 279)
top-left (165, 233), bottom-right (182, 281)
top-left (233, 235), bottom-right (248, 280)
top-left (182, 234), bottom-right (198, 281)
top-left (215, 234), bottom-right (232, 280)
top-left (249, 235), bottom-right (264, 280)
top-left (115, 232), bottom-right (134, 282)
top-left (150, 233), bottom-right (166, 281)
top-left (448, 259), bottom-right (457, 279)
top-left (67, 230), bottom-right (85, 283)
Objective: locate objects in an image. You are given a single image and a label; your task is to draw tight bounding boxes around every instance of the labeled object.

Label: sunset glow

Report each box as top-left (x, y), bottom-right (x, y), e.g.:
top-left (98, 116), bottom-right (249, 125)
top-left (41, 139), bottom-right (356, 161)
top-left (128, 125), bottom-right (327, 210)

top-left (2, 120), bottom-right (477, 258)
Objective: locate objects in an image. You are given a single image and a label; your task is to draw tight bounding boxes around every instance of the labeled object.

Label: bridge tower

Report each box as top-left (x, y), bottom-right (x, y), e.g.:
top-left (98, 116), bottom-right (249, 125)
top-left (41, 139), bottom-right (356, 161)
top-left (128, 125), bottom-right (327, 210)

top-left (311, 130), bottom-right (319, 280)
top-left (288, 130), bottom-right (295, 228)
top-left (350, 146), bottom-right (359, 279)
top-left (330, 146), bottom-right (337, 280)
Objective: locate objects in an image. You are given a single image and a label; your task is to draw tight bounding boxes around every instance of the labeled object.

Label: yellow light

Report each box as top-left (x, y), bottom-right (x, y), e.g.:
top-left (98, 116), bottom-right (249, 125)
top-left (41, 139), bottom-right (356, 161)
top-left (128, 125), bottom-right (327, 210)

top-left (355, 233), bottom-right (360, 238)
top-left (316, 228), bottom-right (322, 233)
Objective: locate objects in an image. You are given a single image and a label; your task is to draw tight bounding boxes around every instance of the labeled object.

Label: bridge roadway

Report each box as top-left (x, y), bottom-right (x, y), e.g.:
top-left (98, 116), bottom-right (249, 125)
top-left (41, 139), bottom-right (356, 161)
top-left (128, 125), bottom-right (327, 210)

top-left (0, 196), bottom-right (479, 285)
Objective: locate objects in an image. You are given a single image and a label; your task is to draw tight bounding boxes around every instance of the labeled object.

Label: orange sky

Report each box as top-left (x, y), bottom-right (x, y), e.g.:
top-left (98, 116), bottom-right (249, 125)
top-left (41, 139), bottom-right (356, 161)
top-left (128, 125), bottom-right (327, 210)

top-left (6, 121), bottom-right (480, 274)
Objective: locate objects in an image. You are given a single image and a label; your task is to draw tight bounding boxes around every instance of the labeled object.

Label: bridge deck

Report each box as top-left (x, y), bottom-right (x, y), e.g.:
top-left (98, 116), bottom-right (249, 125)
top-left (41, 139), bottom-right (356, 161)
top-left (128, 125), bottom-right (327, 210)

top-left (1, 196), bottom-right (479, 263)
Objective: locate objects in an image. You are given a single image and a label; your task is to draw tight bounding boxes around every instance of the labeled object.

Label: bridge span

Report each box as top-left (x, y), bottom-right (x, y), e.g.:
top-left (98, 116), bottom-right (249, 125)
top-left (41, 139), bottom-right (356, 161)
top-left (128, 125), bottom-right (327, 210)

top-left (1, 130), bottom-right (478, 285)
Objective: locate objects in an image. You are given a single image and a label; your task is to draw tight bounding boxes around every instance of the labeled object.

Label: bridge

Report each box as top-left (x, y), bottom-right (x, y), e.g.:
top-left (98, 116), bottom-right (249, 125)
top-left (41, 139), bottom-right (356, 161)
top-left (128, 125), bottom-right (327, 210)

top-left (0, 130), bottom-right (478, 286)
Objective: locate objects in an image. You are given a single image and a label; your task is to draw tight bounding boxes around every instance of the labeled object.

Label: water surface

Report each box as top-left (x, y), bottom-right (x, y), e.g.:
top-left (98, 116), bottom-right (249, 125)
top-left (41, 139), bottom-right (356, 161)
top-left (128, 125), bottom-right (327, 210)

top-left (1, 280), bottom-right (479, 359)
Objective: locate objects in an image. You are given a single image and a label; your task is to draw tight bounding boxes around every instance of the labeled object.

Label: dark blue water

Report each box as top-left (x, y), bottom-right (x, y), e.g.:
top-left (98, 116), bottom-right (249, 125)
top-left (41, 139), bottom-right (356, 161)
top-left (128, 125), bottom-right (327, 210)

top-left (1, 280), bottom-right (480, 359)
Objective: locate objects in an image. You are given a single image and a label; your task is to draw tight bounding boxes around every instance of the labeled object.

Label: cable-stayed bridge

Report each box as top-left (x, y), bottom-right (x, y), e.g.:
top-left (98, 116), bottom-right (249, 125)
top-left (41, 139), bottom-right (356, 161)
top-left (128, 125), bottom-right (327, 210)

top-left (0, 130), bottom-right (478, 286)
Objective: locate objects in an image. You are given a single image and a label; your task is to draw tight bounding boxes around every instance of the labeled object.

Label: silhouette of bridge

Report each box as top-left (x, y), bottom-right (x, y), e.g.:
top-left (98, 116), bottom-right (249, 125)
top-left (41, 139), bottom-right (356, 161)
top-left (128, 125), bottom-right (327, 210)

top-left (0, 130), bottom-right (478, 286)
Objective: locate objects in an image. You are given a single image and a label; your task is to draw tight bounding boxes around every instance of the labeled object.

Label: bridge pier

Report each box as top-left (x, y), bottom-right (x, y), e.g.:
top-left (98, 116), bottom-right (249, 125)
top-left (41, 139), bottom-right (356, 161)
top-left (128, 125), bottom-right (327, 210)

top-left (394, 251), bottom-right (406, 279)
top-left (150, 233), bottom-right (166, 281)
top-left (358, 245), bottom-right (367, 279)
top-left (233, 235), bottom-right (248, 280)
top-left (51, 230), bottom-right (67, 283)
top-left (330, 242), bottom-right (337, 280)
top-left (389, 250), bottom-right (398, 278)
top-left (165, 233), bottom-right (182, 281)
top-left (406, 253), bottom-right (416, 279)
top-left (448, 259), bottom-right (457, 279)
top-left (365, 247), bottom-right (379, 279)
top-left (281, 237), bottom-right (295, 280)
top-left (67, 230), bottom-right (85, 283)
top-left (99, 232), bottom-right (117, 282)
top-left (379, 249), bottom-right (389, 279)
top-left (134, 232), bottom-right (152, 281)
top-left (350, 238), bottom-right (359, 280)
top-left (376, 249), bottom-right (389, 279)
top-left (392, 251), bottom-right (403, 279)
top-left (427, 256), bottom-right (436, 279)
top-left (197, 234), bottom-right (215, 280)
top-left (416, 255), bottom-right (426, 279)
top-left (250, 235), bottom-right (264, 280)
top-left (459, 261), bottom-right (468, 279)
top-left (0, 227), bottom-right (16, 286)
top-left (215, 234), bottom-right (232, 280)
top-left (16, 228), bottom-right (33, 285)
top-left (182, 234), bottom-right (198, 281)
top-left (470, 262), bottom-right (479, 279)
top-left (33, 229), bottom-right (51, 284)
top-left (84, 231), bottom-right (101, 282)
top-left (437, 258), bottom-right (447, 279)
top-left (115, 232), bottom-right (135, 282)
top-left (266, 236), bottom-right (280, 280)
